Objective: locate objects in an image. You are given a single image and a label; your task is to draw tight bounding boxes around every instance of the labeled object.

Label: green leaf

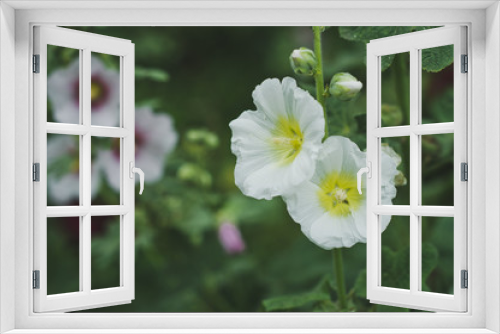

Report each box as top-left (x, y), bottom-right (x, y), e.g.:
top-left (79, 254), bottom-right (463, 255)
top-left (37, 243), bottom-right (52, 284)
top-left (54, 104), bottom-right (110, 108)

top-left (262, 291), bottom-right (331, 312)
top-left (313, 299), bottom-right (339, 312)
top-left (325, 97), bottom-right (359, 137)
top-left (354, 269), bottom-right (367, 298)
top-left (135, 67), bottom-right (170, 82)
top-left (421, 242), bottom-right (439, 280)
top-left (429, 88), bottom-right (453, 123)
top-left (381, 54), bottom-right (395, 72)
top-left (339, 26), bottom-right (414, 43)
top-left (338, 26), bottom-right (442, 72)
top-left (313, 274), bottom-right (336, 294)
top-left (376, 304), bottom-right (409, 312)
top-left (421, 45), bottom-right (454, 72)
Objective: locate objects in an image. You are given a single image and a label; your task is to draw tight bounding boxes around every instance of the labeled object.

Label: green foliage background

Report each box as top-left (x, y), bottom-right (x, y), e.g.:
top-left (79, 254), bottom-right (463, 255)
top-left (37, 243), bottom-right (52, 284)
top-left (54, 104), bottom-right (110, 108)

top-left (45, 26), bottom-right (455, 312)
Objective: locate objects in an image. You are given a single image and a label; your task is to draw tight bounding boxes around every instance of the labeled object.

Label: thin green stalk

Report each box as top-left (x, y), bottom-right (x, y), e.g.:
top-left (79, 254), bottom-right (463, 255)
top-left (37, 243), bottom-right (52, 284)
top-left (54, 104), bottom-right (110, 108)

top-left (333, 248), bottom-right (347, 310)
top-left (394, 53), bottom-right (410, 125)
top-left (312, 26), bottom-right (329, 139)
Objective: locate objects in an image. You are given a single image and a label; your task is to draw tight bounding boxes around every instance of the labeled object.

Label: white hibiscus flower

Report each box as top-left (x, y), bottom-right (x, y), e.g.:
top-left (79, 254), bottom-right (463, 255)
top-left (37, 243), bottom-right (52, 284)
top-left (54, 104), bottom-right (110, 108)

top-left (229, 77), bottom-right (325, 200)
top-left (284, 136), bottom-right (398, 249)
top-left (98, 107), bottom-right (178, 191)
top-left (48, 56), bottom-right (120, 126)
top-left (47, 135), bottom-right (101, 204)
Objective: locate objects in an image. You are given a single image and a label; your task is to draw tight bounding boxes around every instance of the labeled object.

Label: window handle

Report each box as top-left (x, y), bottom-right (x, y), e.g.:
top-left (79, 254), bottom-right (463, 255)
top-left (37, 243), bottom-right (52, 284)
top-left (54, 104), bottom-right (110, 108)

top-left (357, 162), bottom-right (372, 195)
top-left (129, 161), bottom-right (145, 195)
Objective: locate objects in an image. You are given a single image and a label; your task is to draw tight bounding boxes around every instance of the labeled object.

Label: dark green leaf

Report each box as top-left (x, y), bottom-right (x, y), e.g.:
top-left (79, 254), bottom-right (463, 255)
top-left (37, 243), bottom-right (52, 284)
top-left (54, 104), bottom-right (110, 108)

top-left (421, 45), bottom-right (454, 72)
top-left (262, 291), bottom-right (331, 311)
top-left (381, 54), bottom-right (395, 72)
top-left (429, 88), bottom-right (453, 123)
top-left (421, 242), bottom-right (439, 280)
top-left (313, 299), bottom-right (339, 312)
top-left (338, 26), bottom-right (441, 71)
top-left (135, 67), bottom-right (170, 82)
top-left (354, 269), bottom-right (367, 298)
top-left (376, 304), bottom-right (409, 312)
top-left (339, 26), bottom-right (414, 43)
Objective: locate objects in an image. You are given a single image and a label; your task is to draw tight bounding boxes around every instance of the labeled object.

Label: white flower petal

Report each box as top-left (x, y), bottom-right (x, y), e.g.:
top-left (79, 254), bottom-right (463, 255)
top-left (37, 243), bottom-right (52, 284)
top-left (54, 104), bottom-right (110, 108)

top-left (251, 78), bottom-right (287, 123)
top-left (350, 201), bottom-right (368, 241)
top-left (96, 150), bottom-right (121, 191)
top-left (48, 174), bottom-right (79, 204)
top-left (48, 61), bottom-right (79, 123)
top-left (284, 135), bottom-right (399, 250)
top-left (284, 182), bottom-right (325, 237)
top-left (230, 77), bottom-right (324, 200)
top-left (136, 107), bottom-right (178, 156)
top-left (95, 107), bottom-right (178, 190)
top-left (309, 213), bottom-right (358, 249)
top-left (136, 151), bottom-right (164, 183)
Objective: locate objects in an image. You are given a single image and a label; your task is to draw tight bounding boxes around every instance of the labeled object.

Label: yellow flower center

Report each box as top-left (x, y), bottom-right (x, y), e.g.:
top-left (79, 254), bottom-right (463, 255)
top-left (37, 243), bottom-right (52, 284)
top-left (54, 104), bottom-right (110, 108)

top-left (91, 81), bottom-right (102, 102)
top-left (317, 171), bottom-right (363, 217)
top-left (270, 116), bottom-right (304, 165)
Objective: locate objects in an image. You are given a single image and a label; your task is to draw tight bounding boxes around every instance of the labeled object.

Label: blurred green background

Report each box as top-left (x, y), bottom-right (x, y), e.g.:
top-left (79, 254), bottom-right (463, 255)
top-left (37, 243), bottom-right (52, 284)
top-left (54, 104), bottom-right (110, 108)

top-left (45, 26), bottom-right (455, 312)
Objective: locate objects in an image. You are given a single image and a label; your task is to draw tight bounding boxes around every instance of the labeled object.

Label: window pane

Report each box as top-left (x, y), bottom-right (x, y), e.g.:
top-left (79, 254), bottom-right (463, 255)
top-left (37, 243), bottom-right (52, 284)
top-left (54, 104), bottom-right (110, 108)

top-left (381, 215), bottom-right (409, 290)
top-left (47, 44), bottom-right (80, 124)
top-left (47, 134), bottom-right (80, 206)
top-left (91, 136), bottom-right (121, 205)
top-left (91, 216), bottom-right (121, 290)
top-left (91, 53), bottom-right (120, 127)
top-left (381, 137), bottom-right (409, 205)
top-left (421, 133), bottom-right (454, 206)
top-left (421, 45), bottom-right (454, 124)
top-left (47, 217), bottom-right (80, 295)
top-left (381, 52), bottom-right (409, 127)
top-left (421, 216), bottom-right (454, 294)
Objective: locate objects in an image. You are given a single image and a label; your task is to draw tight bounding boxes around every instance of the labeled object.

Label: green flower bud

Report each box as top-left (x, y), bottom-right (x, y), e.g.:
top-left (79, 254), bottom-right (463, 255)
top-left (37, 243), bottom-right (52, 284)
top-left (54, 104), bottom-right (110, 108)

top-left (381, 103), bottom-right (403, 126)
top-left (289, 47), bottom-right (317, 76)
top-left (186, 129), bottom-right (219, 149)
top-left (177, 163), bottom-right (212, 188)
top-left (394, 170), bottom-right (408, 187)
top-left (329, 72), bottom-right (363, 101)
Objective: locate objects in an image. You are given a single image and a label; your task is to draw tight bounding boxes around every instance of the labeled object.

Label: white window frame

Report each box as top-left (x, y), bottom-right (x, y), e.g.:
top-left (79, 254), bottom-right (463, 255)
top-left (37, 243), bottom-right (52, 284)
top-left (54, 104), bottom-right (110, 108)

top-left (0, 1), bottom-right (499, 333)
top-left (33, 26), bottom-right (136, 313)
top-left (366, 26), bottom-right (468, 312)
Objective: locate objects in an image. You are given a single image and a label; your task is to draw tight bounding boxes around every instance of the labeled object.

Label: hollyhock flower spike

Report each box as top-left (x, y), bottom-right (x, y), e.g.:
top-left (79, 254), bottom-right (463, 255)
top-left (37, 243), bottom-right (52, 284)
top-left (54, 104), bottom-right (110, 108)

top-left (98, 107), bottom-right (178, 191)
top-left (284, 136), bottom-right (398, 249)
top-left (229, 77), bottom-right (325, 200)
top-left (48, 56), bottom-right (120, 126)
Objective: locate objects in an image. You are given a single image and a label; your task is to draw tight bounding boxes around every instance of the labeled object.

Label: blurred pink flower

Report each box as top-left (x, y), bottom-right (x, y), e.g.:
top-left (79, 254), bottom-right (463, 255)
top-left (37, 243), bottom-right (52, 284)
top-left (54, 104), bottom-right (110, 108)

top-left (98, 106), bottom-right (178, 191)
top-left (48, 56), bottom-right (120, 126)
top-left (218, 222), bottom-right (246, 255)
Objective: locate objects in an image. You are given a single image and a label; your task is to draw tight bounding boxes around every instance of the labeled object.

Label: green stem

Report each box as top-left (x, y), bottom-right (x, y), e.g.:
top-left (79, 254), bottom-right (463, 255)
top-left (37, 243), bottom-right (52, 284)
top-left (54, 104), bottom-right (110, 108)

top-left (313, 26), bottom-right (329, 140)
top-left (394, 53), bottom-right (410, 125)
top-left (333, 248), bottom-right (347, 310)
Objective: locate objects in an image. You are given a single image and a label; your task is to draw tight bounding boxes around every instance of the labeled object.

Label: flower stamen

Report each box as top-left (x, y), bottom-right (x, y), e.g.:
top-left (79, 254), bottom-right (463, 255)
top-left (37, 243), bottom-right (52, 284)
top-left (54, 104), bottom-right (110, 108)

top-left (270, 116), bottom-right (304, 165)
top-left (317, 171), bottom-right (362, 217)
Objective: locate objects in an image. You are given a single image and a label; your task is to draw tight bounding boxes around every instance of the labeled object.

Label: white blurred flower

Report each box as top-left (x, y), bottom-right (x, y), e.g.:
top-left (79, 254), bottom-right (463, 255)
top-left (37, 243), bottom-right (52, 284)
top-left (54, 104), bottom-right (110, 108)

top-left (48, 56), bottom-right (120, 126)
top-left (229, 77), bottom-right (325, 200)
top-left (47, 135), bottom-right (101, 204)
top-left (284, 136), bottom-right (398, 250)
top-left (98, 107), bottom-right (178, 191)
top-left (381, 144), bottom-right (407, 186)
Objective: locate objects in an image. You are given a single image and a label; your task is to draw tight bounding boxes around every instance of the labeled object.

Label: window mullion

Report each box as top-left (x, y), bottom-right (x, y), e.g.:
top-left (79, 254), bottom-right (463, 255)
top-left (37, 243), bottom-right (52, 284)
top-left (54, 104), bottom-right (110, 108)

top-left (81, 48), bottom-right (92, 294)
top-left (409, 47), bottom-right (420, 294)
